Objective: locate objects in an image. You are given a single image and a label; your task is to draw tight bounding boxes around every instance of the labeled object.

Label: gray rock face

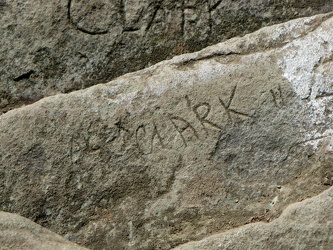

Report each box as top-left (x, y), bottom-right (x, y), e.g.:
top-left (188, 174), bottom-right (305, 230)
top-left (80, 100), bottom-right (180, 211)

top-left (0, 211), bottom-right (88, 250)
top-left (173, 186), bottom-right (333, 250)
top-left (2, 0), bottom-right (333, 112)
top-left (1, 12), bottom-right (333, 250)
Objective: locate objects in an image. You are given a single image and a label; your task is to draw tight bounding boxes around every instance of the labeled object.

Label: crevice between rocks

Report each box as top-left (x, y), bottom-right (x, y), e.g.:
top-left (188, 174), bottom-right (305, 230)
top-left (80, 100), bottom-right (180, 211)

top-left (170, 185), bottom-right (333, 249)
top-left (2, 12), bottom-right (333, 117)
top-left (0, 98), bottom-right (38, 115)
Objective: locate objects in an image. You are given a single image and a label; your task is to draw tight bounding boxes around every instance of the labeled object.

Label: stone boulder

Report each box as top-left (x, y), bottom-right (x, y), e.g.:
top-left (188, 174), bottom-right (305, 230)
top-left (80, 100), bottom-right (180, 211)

top-left (0, 211), bottom-right (88, 250)
top-left (1, 12), bottom-right (333, 249)
top-left (173, 186), bottom-right (333, 249)
top-left (2, 0), bottom-right (333, 112)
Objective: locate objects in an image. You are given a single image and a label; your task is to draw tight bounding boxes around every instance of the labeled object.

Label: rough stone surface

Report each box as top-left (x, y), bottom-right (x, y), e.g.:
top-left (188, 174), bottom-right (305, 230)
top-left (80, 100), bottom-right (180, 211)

top-left (1, 12), bottom-right (333, 250)
top-left (2, 0), bottom-right (333, 112)
top-left (0, 211), bottom-right (88, 250)
top-left (173, 186), bottom-right (333, 250)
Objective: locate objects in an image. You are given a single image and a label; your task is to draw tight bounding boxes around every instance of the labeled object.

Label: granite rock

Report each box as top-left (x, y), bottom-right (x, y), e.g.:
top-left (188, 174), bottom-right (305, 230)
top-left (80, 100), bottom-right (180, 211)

top-left (1, 12), bottom-right (333, 250)
top-left (173, 186), bottom-right (333, 250)
top-left (0, 211), bottom-right (88, 250)
top-left (2, 0), bottom-right (333, 112)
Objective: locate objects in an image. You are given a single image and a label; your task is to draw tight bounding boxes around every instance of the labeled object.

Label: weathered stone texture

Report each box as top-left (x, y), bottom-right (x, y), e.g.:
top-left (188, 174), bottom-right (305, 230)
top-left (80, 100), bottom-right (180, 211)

top-left (0, 211), bottom-right (88, 250)
top-left (2, 0), bottom-right (333, 112)
top-left (0, 12), bottom-right (333, 250)
top-left (173, 186), bottom-right (333, 250)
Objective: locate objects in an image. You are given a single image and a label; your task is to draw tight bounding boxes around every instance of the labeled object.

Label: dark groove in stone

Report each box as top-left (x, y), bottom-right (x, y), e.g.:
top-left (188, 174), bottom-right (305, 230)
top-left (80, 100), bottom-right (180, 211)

top-left (76, 26), bottom-right (108, 35)
top-left (13, 70), bottom-right (34, 82)
top-left (145, 1), bottom-right (161, 31)
top-left (123, 26), bottom-right (140, 32)
top-left (209, 0), bottom-right (222, 12)
top-left (67, 0), bottom-right (72, 21)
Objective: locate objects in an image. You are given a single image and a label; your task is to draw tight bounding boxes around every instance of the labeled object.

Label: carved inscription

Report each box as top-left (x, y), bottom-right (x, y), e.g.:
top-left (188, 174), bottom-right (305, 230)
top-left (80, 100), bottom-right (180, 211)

top-left (135, 122), bottom-right (167, 154)
top-left (135, 124), bottom-right (147, 154)
top-left (270, 84), bottom-right (284, 107)
top-left (115, 120), bottom-right (132, 149)
top-left (218, 84), bottom-right (251, 123)
top-left (70, 84), bottom-right (285, 158)
top-left (187, 95), bottom-right (222, 132)
top-left (109, 87), bottom-right (250, 155)
top-left (68, 0), bottom-right (120, 35)
top-left (169, 115), bottom-right (199, 147)
top-left (151, 122), bottom-right (167, 150)
top-left (68, 0), bottom-right (165, 35)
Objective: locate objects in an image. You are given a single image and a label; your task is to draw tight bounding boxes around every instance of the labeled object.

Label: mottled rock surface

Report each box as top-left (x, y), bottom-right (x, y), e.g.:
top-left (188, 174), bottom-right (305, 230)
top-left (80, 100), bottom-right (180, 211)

top-left (1, 12), bottom-right (333, 250)
top-left (0, 211), bottom-right (88, 250)
top-left (2, 0), bottom-right (333, 112)
top-left (173, 186), bottom-right (333, 250)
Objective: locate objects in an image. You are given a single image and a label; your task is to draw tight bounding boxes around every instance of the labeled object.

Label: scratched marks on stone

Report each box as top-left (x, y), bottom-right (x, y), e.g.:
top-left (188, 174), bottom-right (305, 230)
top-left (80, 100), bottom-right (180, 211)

top-left (218, 83), bottom-right (252, 123)
top-left (186, 95), bottom-right (222, 133)
top-left (135, 122), bottom-right (167, 155)
top-left (68, 0), bottom-right (121, 35)
top-left (67, 0), bottom-right (158, 35)
top-left (270, 84), bottom-right (284, 107)
top-left (69, 83), bottom-right (285, 159)
top-left (131, 83), bottom-right (285, 154)
top-left (67, 0), bottom-right (185, 36)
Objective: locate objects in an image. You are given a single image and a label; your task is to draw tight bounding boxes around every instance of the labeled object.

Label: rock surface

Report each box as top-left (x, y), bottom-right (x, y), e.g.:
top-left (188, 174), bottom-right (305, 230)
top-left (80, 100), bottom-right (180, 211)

top-left (0, 211), bottom-right (88, 250)
top-left (173, 186), bottom-right (333, 250)
top-left (1, 12), bottom-right (333, 250)
top-left (2, 0), bottom-right (333, 112)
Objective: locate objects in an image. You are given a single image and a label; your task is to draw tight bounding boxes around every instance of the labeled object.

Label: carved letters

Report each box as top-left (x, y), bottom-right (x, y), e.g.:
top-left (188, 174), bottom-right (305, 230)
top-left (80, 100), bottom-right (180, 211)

top-left (71, 84), bottom-right (284, 157)
top-left (169, 115), bottom-right (199, 147)
top-left (135, 122), bottom-right (167, 154)
top-left (270, 84), bottom-right (284, 107)
top-left (218, 84), bottom-right (251, 123)
top-left (192, 101), bottom-right (222, 132)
